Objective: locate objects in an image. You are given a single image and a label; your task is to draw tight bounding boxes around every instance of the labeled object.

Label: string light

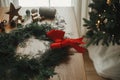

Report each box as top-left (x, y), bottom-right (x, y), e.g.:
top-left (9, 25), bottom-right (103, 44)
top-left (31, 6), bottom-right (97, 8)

top-left (99, 14), bottom-right (101, 17)
top-left (98, 28), bottom-right (100, 31)
top-left (97, 20), bottom-right (100, 24)
top-left (111, 20), bottom-right (114, 22)
top-left (112, 35), bottom-right (115, 37)
top-left (96, 20), bottom-right (100, 26)
top-left (96, 20), bottom-right (101, 31)
top-left (103, 32), bottom-right (106, 34)
top-left (104, 10), bottom-right (106, 12)
top-left (97, 20), bottom-right (100, 25)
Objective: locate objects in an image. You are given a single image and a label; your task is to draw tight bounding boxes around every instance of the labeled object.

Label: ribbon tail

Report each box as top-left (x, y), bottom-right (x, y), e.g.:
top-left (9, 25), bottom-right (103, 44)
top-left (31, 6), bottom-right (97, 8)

top-left (72, 44), bottom-right (86, 53)
top-left (50, 43), bottom-right (61, 49)
top-left (73, 38), bottom-right (85, 44)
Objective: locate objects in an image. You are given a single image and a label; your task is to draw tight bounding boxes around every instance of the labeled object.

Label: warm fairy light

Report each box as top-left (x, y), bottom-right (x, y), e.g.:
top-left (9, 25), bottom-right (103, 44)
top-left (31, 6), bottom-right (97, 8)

top-left (111, 20), bottom-right (114, 22)
top-left (103, 32), bottom-right (106, 34)
top-left (112, 35), bottom-right (115, 37)
top-left (96, 20), bottom-right (101, 30)
top-left (99, 14), bottom-right (101, 17)
top-left (98, 28), bottom-right (100, 31)
top-left (97, 20), bottom-right (100, 24)
top-left (96, 20), bottom-right (100, 26)
top-left (104, 10), bottom-right (106, 12)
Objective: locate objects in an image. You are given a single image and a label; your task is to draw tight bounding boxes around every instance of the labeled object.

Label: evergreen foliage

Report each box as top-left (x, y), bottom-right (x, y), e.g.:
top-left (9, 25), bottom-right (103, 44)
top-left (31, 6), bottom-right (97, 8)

top-left (83, 0), bottom-right (120, 46)
top-left (0, 22), bottom-right (69, 80)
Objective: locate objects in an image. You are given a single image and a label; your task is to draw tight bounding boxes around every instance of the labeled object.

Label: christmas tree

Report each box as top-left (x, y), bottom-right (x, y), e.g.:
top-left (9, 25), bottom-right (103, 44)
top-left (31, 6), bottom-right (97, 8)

top-left (83, 0), bottom-right (120, 46)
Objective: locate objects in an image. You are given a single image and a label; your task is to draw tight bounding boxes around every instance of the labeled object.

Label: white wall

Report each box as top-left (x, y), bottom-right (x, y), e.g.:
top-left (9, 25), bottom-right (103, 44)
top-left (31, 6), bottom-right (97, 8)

top-left (71, 0), bottom-right (82, 36)
top-left (19, 0), bottom-right (71, 7)
top-left (0, 0), bottom-right (19, 7)
top-left (72, 0), bottom-right (90, 36)
top-left (0, 0), bottom-right (10, 7)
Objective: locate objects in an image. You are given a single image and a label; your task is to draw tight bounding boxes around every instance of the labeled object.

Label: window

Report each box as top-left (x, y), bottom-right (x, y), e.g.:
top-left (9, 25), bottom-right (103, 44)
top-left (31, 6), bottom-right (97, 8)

top-left (19, 0), bottom-right (71, 7)
top-left (50, 0), bottom-right (71, 7)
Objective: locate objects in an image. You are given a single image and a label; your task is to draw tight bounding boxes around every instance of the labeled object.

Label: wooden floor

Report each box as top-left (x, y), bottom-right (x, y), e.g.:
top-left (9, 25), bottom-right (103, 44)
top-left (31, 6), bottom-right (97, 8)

top-left (83, 52), bottom-right (111, 80)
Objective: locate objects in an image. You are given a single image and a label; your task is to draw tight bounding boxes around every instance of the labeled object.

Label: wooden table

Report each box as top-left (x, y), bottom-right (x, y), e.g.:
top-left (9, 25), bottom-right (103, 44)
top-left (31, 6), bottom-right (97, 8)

top-left (0, 7), bottom-right (86, 80)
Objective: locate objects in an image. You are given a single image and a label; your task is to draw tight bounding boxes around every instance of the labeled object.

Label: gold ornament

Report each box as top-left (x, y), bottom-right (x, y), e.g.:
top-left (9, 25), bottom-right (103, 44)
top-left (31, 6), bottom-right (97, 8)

top-left (107, 0), bottom-right (111, 5)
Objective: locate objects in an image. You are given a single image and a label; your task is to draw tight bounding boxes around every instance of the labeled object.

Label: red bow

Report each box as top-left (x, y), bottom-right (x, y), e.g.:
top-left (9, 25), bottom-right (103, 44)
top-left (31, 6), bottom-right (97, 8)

top-left (47, 30), bottom-right (86, 53)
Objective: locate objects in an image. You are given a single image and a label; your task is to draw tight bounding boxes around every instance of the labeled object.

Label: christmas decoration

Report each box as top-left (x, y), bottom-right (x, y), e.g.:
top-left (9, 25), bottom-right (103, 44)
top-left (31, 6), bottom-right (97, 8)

top-left (0, 23), bottom-right (4, 32)
top-left (0, 22), bottom-right (85, 80)
top-left (31, 8), bottom-right (38, 14)
top-left (26, 9), bottom-right (30, 17)
top-left (39, 7), bottom-right (56, 19)
top-left (2, 20), bottom-right (7, 25)
top-left (10, 20), bottom-right (17, 28)
top-left (0, 20), bottom-right (6, 32)
top-left (6, 3), bottom-right (21, 22)
top-left (0, 3), bottom-right (86, 80)
top-left (107, 0), bottom-right (112, 5)
top-left (31, 9), bottom-right (40, 22)
top-left (83, 0), bottom-right (120, 46)
top-left (47, 30), bottom-right (86, 53)
top-left (0, 23), bottom-right (61, 80)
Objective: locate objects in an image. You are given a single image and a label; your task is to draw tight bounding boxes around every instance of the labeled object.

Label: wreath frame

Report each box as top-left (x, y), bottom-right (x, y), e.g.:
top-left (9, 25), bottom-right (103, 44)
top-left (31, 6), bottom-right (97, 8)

top-left (0, 22), bottom-right (69, 80)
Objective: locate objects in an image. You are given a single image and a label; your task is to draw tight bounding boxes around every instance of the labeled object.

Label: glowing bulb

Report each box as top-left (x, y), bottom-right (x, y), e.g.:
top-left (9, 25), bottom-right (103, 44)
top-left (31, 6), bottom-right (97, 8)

top-left (97, 20), bottom-right (100, 24)
top-left (99, 14), bottom-right (101, 17)
top-left (103, 32), bottom-right (106, 34)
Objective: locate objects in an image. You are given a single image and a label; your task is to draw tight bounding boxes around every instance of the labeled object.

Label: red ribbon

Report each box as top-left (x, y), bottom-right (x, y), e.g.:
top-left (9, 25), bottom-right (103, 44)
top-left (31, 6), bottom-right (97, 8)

top-left (47, 30), bottom-right (86, 53)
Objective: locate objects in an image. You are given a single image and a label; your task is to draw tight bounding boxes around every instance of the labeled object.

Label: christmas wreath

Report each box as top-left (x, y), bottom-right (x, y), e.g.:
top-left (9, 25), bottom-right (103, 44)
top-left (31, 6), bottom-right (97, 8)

top-left (0, 22), bottom-right (85, 80)
top-left (0, 3), bottom-right (86, 80)
top-left (83, 0), bottom-right (120, 46)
